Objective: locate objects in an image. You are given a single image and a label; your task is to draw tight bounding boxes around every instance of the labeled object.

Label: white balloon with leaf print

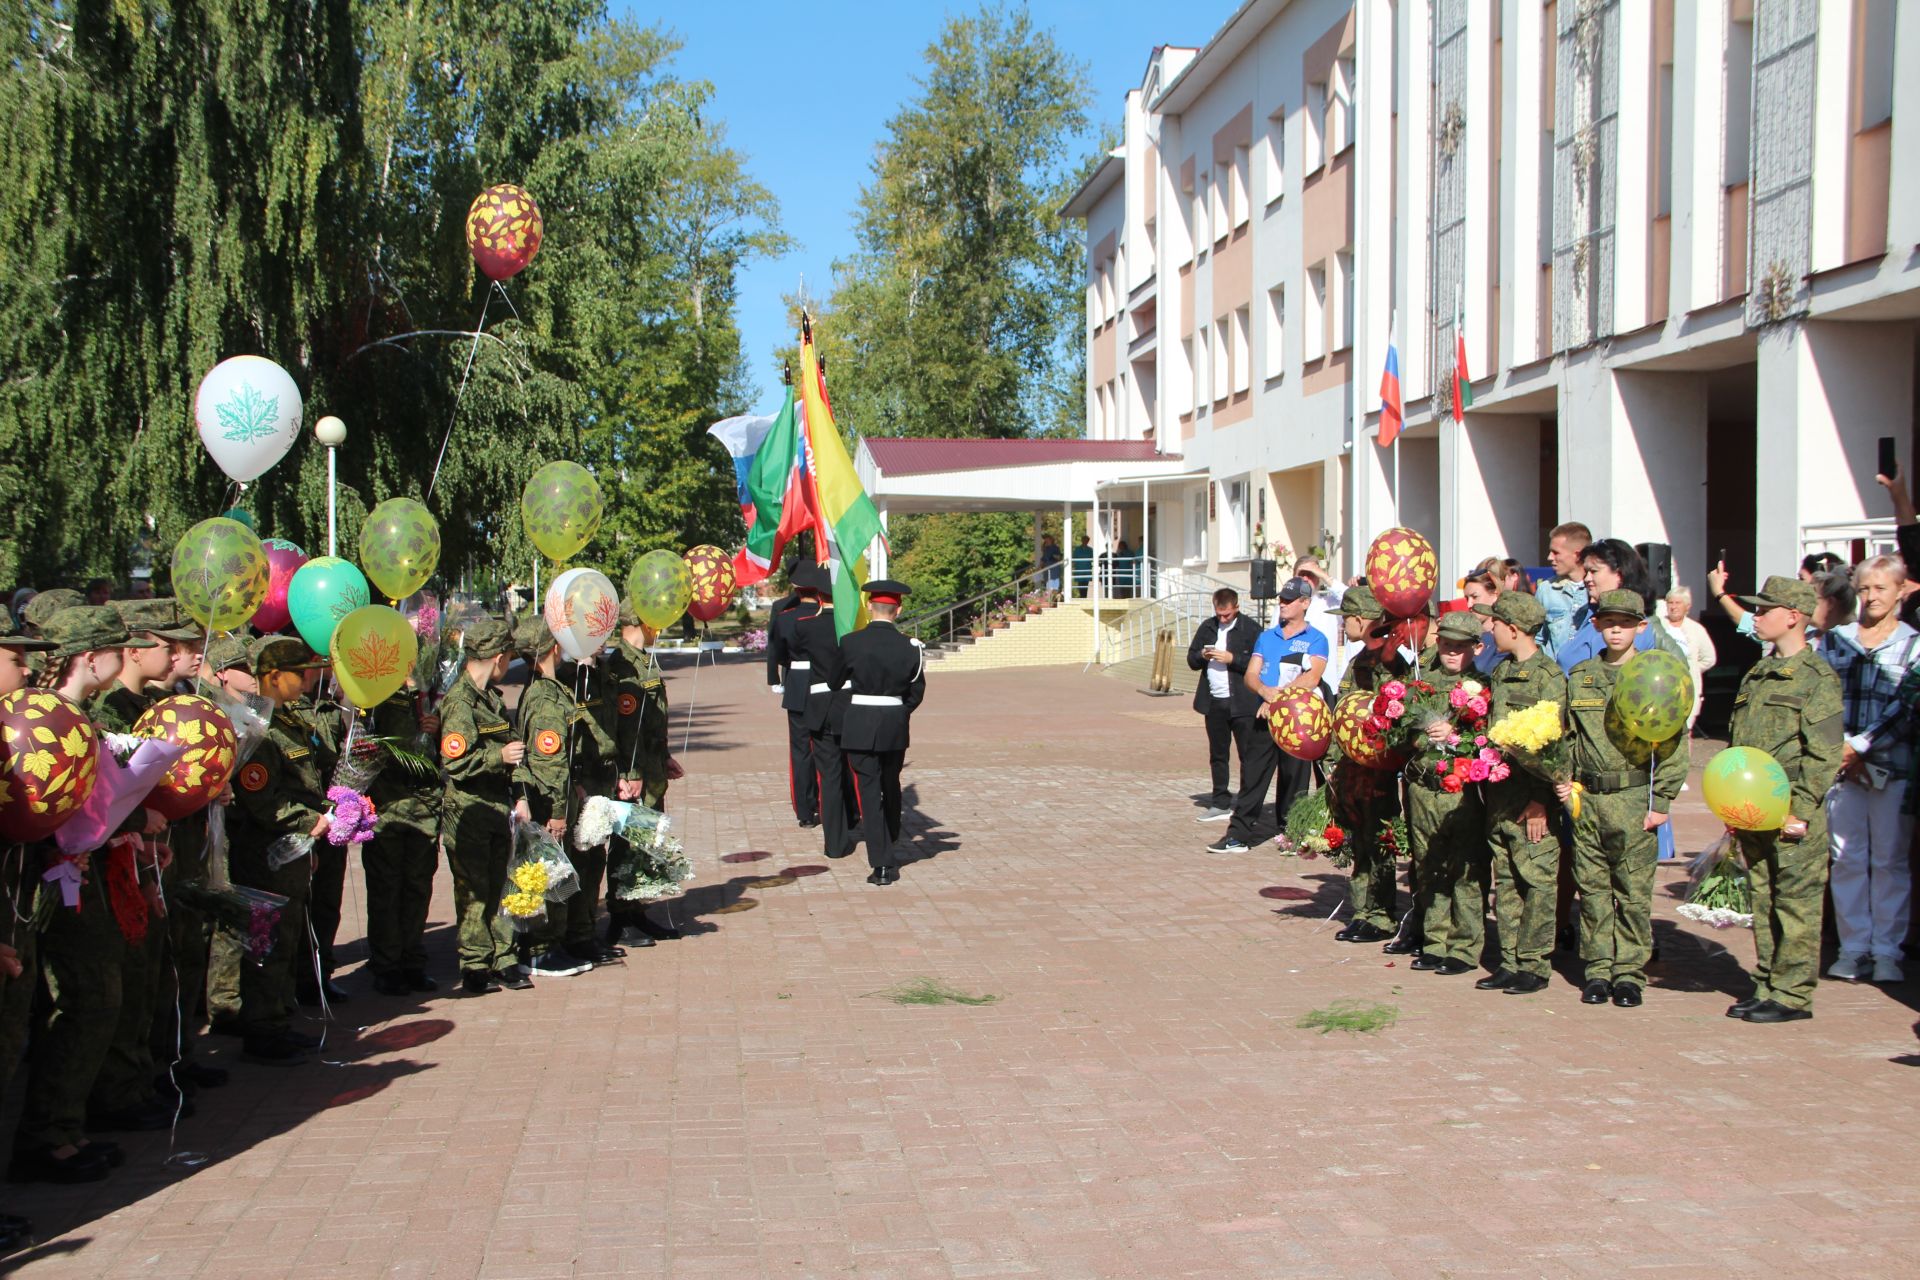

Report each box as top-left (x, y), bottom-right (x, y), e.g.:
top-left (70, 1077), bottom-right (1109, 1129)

top-left (195, 355), bottom-right (304, 482)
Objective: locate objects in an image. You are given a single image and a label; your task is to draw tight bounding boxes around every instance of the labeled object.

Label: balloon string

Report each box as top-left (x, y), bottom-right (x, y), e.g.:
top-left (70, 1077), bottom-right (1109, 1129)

top-left (680, 645), bottom-right (703, 756)
top-left (425, 287), bottom-right (495, 505)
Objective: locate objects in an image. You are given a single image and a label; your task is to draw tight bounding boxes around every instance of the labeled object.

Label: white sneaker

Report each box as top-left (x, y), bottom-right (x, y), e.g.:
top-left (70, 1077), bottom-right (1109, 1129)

top-left (527, 951), bottom-right (591, 978)
top-left (1872, 956), bottom-right (1905, 984)
top-left (1195, 807), bottom-right (1232, 823)
top-left (1826, 954), bottom-right (1868, 981)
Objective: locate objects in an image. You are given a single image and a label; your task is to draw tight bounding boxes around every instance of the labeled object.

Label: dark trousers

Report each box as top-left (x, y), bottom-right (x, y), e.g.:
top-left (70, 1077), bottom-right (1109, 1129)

top-left (848, 749), bottom-right (905, 870)
top-left (811, 730), bottom-right (856, 859)
top-left (787, 711), bottom-right (818, 821)
top-left (1203, 703), bottom-right (1235, 809)
top-left (1227, 716), bottom-right (1279, 844)
top-left (1275, 750), bottom-right (1313, 832)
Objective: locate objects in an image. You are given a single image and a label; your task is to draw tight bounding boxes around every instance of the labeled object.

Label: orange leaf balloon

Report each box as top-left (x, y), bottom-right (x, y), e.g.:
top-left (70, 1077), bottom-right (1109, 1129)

top-left (684, 544), bottom-right (737, 624)
top-left (1331, 690), bottom-right (1401, 770)
top-left (466, 183), bottom-right (544, 282)
top-left (0, 690), bottom-right (99, 841)
top-left (133, 695), bottom-right (238, 820)
top-left (1364, 526), bottom-right (1438, 619)
top-left (1267, 688), bottom-right (1332, 760)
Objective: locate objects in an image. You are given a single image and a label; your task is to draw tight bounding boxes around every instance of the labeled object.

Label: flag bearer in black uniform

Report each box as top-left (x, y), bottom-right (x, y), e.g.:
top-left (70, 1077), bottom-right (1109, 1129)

top-left (792, 565), bottom-right (856, 859)
top-left (766, 566), bottom-right (821, 827)
top-left (836, 581), bottom-right (928, 886)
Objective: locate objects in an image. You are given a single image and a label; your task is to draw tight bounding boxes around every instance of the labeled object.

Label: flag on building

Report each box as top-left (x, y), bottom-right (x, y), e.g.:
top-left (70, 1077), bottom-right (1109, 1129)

top-left (1451, 307), bottom-right (1473, 424)
top-left (730, 387), bottom-right (813, 587)
top-left (706, 412), bottom-right (777, 526)
top-left (796, 323), bottom-right (886, 638)
top-left (1378, 326), bottom-right (1404, 447)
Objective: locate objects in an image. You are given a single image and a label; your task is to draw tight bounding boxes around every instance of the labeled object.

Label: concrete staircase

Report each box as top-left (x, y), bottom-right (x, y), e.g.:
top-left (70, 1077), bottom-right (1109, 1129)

top-left (926, 599), bottom-right (1158, 673)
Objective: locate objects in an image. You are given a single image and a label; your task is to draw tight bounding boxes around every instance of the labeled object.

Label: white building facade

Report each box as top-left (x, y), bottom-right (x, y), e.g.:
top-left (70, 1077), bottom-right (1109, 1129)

top-left (1065, 0), bottom-right (1920, 597)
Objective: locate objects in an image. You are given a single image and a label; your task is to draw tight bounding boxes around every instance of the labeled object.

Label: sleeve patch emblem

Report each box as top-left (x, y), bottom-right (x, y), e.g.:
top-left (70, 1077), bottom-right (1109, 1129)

top-left (617, 693), bottom-right (639, 716)
top-left (535, 729), bottom-right (563, 756)
top-left (441, 732), bottom-right (469, 760)
top-left (237, 762), bottom-right (269, 793)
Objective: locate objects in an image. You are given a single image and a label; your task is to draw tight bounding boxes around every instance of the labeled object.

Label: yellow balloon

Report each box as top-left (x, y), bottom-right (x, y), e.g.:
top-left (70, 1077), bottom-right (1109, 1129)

top-left (359, 497), bottom-right (441, 602)
top-left (522, 461), bottom-right (605, 562)
top-left (330, 605), bottom-right (419, 709)
top-left (1701, 746), bottom-right (1792, 832)
top-left (626, 550), bottom-right (692, 632)
top-left (171, 517), bottom-right (270, 630)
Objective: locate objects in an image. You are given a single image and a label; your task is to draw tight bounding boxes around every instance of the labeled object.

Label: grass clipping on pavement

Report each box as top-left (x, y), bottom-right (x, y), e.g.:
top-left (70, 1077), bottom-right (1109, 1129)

top-left (866, 977), bottom-right (1001, 1007)
top-left (1297, 999), bottom-right (1398, 1035)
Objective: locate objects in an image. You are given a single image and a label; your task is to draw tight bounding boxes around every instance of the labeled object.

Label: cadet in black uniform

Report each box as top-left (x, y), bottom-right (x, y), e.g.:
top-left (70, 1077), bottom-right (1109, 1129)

top-left (766, 566), bottom-right (821, 826)
top-left (836, 580), bottom-right (928, 886)
top-left (791, 565), bottom-right (855, 859)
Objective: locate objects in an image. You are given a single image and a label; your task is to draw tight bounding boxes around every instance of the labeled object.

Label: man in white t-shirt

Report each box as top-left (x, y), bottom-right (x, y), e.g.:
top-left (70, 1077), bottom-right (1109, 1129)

top-left (1186, 588), bottom-right (1261, 820)
top-left (1296, 557), bottom-right (1349, 689)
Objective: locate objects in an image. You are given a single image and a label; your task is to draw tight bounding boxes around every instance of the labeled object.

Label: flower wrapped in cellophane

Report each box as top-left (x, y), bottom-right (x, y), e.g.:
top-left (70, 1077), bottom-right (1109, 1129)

top-left (498, 817), bottom-right (581, 930)
top-left (172, 882), bottom-right (288, 963)
top-left (1485, 699), bottom-right (1579, 815)
top-left (201, 692), bottom-right (274, 890)
top-left (576, 796), bottom-right (692, 901)
top-left (1675, 832), bottom-right (1753, 929)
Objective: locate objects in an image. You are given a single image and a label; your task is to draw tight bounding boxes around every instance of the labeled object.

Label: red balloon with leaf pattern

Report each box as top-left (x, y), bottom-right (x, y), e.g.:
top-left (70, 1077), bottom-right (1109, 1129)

top-left (132, 695), bottom-right (238, 821)
top-left (1364, 526), bottom-right (1439, 619)
top-left (684, 545), bottom-right (737, 624)
top-left (1267, 688), bottom-right (1333, 760)
top-left (465, 184), bottom-right (544, 282)
top-left (0, 689), bottom-right (100, 842)
top-left (1331, 689), bottom-right (1402, 770)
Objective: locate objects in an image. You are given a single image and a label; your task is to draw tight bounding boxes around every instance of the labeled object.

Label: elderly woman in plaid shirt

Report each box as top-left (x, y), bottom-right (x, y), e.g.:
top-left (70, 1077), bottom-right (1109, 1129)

top-left (1820, 555), bottom-right (1920, 985)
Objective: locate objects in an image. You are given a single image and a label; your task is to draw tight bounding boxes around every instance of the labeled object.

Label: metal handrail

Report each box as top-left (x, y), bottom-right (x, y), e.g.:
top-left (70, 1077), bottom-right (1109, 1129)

top-left (1101, 589), bottom-right (1220, 666)
top-left (897, 565), bottom-right (1058, 647)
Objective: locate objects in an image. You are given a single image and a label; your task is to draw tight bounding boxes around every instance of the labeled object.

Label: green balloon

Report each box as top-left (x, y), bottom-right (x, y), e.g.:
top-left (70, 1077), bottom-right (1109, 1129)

top-left (625, 549), bottom-right (691, 631)
top-left (1603, 696), bottom-right (1679, 768)
top-left (219, 506), bottom-right (257, 531)
top-left (359, 497), bottom-right (440, 602)
top-left (172, 517), bottom-right (270, 631)
top-left (1611, 648), bottom-right (1692, 744)
top-left (522, 461), bottom-right (605, 562)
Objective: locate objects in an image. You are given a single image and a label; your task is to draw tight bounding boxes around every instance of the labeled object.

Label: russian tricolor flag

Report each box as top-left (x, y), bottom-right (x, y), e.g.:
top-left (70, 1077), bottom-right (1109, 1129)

top-left (1378, 330), bottom-right (1404, 447)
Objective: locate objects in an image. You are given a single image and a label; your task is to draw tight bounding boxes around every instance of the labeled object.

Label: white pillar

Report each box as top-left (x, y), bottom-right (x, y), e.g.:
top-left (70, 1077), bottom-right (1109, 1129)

top-left (871, 503), bottom-right (889, 578)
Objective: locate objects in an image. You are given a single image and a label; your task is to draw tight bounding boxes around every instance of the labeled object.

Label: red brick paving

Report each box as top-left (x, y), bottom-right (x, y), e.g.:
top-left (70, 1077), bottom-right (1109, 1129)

top-left (5, 660), bottom-right (1920, 1277)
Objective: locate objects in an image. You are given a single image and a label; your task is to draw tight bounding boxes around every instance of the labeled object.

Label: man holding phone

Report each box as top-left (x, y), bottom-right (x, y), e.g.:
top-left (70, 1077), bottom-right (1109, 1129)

top-left (1187, 588), bottom-right (1260, 823)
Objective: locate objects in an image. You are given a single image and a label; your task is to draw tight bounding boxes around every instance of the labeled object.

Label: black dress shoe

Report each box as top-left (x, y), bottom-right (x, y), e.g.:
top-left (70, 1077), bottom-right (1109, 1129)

top-left (1381, 936), bottom-right (1420, 955)
top-left (825, 846), bottom-right (853, 859)
top-left (866, 868), bottom-right (889, 885)
top-left (1742, 1000), bottom-right (1812, 1023)
top-left (1725, 996), bottom-right (1763, 1019)
top-left (77, 1141), bottom-right (123, 1168)
top-left (373, 973), bottom-right (413, 997)
top-left (1408, 953), bottom-right (1444, 971)
top-left (1336, 921), bottom-right (1391, 944)
top-left (462, 970), bottom-right (500, 996)
top-left (1475, 970), bottom-right (1517, 990)
top-left (1434, 957), bottom-right (1475, 976)
top-left (615, 927), bottom-right (657, 948)
top-left (1503, 972), bottom-right (1549, 995)
top-left (322, 978), bottom-right (351, 1002)
top-left (7, 1146), bottom-right (109, 1185)
top-left (1611, 984), bottom-right (1643, 1008)
top-left (882, 866), bottom-right (899, 884)
top-left (404, 971), bottom-right (439, 993)
top-left (0, 1216), bottom-right (30, 1252)
top-left (798, 817), bottom-right (819, 828)
top-left (1581, 979), bottom-right (1612, 1005)
top-left (178, 1060), bottom-right (229, 1090)
top-left (493, 967), bottom-right (534, 991)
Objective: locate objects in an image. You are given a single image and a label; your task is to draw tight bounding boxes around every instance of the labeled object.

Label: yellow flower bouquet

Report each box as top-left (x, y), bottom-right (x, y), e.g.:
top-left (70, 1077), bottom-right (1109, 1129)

top-left (1485, 700), bottom-right (1582, 816)
top-left (498, 818), bottom-right (582, 931)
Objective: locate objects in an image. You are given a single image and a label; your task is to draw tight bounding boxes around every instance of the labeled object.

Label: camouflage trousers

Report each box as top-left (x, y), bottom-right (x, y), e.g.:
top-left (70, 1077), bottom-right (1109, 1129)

top-left (1409, 781), bottom-right (1488, 964)
top-left (15, 876), bottom-right (125, 1152)
top-left (363, 824), bottom-right (438, 979)
top-left (1486, 784), bottom-right (1561, 979)
top-left (1737, 817), bottom-right (1830, 1012)
top-left (444, 795), bottom-right (515, 975)
top-left (1572, 790), bottom-right (1659, 988)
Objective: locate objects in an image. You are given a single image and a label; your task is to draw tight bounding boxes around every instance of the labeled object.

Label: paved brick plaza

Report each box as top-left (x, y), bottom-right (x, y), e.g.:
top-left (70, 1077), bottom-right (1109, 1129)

top-left (6, 659), bottom-right (1919, 1278)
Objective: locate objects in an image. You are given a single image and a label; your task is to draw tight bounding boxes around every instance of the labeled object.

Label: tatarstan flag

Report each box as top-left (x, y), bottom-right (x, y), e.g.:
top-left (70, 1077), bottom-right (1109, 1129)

top-left (1451, 306), bottom-right (1473, 424)
top-left (731, 386), bottom-right (812, 586)
top-left (797, 325), bottom-right (885, 638)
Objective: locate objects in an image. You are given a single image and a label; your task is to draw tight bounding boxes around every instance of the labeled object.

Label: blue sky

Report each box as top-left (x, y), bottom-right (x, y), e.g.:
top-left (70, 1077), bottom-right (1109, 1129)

top-left (619, 0), bottom-right (1240, 404)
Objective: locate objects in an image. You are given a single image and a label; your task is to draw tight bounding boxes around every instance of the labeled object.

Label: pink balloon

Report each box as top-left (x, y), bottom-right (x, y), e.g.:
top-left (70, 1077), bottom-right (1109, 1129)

top-left (252, 538), bottom-right (309, 632)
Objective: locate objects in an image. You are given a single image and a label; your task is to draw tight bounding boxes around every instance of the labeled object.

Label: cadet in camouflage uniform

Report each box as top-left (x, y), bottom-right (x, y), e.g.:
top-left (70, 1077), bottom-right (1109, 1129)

top-left (12, 607), bottom-right (162, 1182)
top-left (21, 588), bottom-right (84, 636)
top-left (1724, 576), bottom-right (1844, 1023)
top-left (200, 637), bottom-right (259, 1035)
top-left (364, 683), bottom-right (444, 996)
top-left (1405, 611), bottom-right (1490, 975)
top-left (228, 636), bottom-right (334, 1063)
top-left (566, 642), bottom-right (622, 963)
top-left (1326, 583), bottom-right (1408, 943)
top-left (1562, 590), bottom-right (1689, 1008)
top-left (510, 616), bottom-right (598, 978)
top-left (438, 618), bottom-right (528, 995)
top-left (1473, 591), bottom-right (1567, 994)
top-left (601, 606), bottom-right (677, 945)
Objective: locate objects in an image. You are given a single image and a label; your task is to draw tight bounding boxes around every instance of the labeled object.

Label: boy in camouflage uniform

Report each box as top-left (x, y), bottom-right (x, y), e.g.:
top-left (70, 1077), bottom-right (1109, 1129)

top-left (1327, 583), bottom-right (1408, 943)
top-left (567, 643), bottom-right (622, 963)
top-left (1724, 576), bottom-right (1844, 1023)
top-left (511, 617), bottom-right (599, 978)
top-left (364, 683), bottom-right (443, 996)
top-left (438, 617), bottom-right (528, 995)
top-left (1406, 611), bottom-right (1490, 976)
top-left (199, 637), bottom-right (258, 1035)
top-left (1473, 592), bottom-right (1567, 994)
top-left (1561, 590), bottom-right (1689, 1008)
top-left (602, 607), bottom-right (678, 945)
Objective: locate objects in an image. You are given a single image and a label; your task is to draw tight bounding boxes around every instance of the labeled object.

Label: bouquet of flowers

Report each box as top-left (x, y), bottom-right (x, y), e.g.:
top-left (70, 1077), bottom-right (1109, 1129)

top-left (499, 819), bottom-right (583, 930)
top-left (1283, 789), bottom-right (1348, 866)
top-left (325, 786), bottom-right (378, 845)
top-left (1676, 833), bottom-right (1753, 929)
top-left (173, 882), bottom-right (288, 963)
top-left (1485, 700), bottom-right (1579, 814)
top-left (577, 796), bottom-right (692, 900)
top-left (1377, 679), bottom-right (1449, 752)
top-left (741, 628), bottom-right (769, 653)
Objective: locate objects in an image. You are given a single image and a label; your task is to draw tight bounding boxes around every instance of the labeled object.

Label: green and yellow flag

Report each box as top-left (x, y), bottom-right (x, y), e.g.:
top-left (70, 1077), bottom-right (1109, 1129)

top-left (797, 327), bottom-right (884, 638)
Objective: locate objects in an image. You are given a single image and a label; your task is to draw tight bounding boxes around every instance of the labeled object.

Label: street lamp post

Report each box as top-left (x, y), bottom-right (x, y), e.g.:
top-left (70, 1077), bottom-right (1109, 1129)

top-left (315, 415), bottom-right (346, 557)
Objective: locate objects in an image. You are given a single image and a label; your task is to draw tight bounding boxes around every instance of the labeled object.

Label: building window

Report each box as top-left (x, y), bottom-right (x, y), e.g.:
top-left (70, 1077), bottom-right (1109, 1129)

top-left (1335, 250), bottom-right (1354, 351)
top-left (1264, 285), bottom-right (1285, 380)
top-left (1305, 80), bottom-right (1327, 171)
top-left (1218, 477), bottom-right (1251, 559)
top-left (1231, 307), bottom-right (1251, 394)
top-left (1212, 160), bottom-right (1231, 243)
top-left (1331, 56), bottom-right (1356, 154)
top-left (1175, 171), bottom-right (1195, 264)
top-left (1188, 491), bottom-right (1208, 561)
top-left (1212, 317), bottom-right (1230, 403)
top-left (1232, 145), bottom-right (1251, 228)
top-left (1191, 329), bottom-right (1208, 412)
top-left (1859, 1), bottom-right (1895, 130)
top-left (1264, 106), bottom-right (1285, 205)
top-left (1724, 16), bottom-right (1753, 186)
top-left (1194, 173), bottom-right (1211, 255)
top-left (1539, 128), bottom-right (1555, 266)
top-left (1656, 63), bottom-right (1674, 217)
top-left (1304, 263), bottom-right (1327, 361)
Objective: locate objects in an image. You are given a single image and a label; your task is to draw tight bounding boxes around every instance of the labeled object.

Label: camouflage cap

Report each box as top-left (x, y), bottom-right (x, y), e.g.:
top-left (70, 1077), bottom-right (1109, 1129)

top-left (24, 588), bottom-right (84, 631)
top-left (1339, 583), bottom-right (1384, 620)
top-left (113, 597), bottom-right (204, 642)
top-left (0, 605), bottom-right (56, 652)
top-left (512, 614), bottom-right (555, 657)
top-left (1435, 610), bottom-right (1484, 642)
top-left (618, 599), bottom-right (642, 628)
top-left (41, 605), bottom-right (154, 663)
top-left (1472, 591), bottom-right (1548, 632)
top-left (463, 616), bottom-right (513, 660)
top-left (204, 635), bottom-right (252, 673)
top-left (251, 634), bottom-right (322, 675)
top-left (1734, 574), bottom-right (1818, 618)
top-left (1591, 588), bottom-right (1647, 621)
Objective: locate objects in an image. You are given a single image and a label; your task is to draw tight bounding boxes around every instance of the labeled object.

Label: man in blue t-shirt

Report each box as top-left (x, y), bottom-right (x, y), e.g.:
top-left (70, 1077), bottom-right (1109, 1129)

top-left (1211, 577), bottom-right (1331, 852)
